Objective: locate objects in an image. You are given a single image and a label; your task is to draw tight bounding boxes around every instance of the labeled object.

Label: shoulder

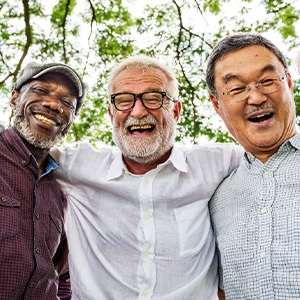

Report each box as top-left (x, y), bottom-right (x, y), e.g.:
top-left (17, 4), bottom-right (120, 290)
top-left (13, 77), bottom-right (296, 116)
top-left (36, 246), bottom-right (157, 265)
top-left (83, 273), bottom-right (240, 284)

top-left (51, 142), bottom-right (119, 170)
top-left (52, 142), bottom-right (115, 160)
top-left (178, 143), bottom-right (243, 160)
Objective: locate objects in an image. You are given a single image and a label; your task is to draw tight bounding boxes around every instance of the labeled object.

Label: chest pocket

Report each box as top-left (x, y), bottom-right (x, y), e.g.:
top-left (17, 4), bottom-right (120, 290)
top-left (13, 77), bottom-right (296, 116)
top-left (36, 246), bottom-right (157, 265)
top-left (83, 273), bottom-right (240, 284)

top-left (0, 195), bottom-right (21, 239)
top-left (174, 199), bottom-right (211, 257)
top-left (45, 211), bottom-right (63, 257)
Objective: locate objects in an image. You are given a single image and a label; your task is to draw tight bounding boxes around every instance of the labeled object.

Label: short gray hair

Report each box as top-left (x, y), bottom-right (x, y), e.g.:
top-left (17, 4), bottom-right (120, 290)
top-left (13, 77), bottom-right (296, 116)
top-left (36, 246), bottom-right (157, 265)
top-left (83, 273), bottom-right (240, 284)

top-left (206, 33), bottom-right (289, 95)
top-left (107, 54), bottom-right (179, 100)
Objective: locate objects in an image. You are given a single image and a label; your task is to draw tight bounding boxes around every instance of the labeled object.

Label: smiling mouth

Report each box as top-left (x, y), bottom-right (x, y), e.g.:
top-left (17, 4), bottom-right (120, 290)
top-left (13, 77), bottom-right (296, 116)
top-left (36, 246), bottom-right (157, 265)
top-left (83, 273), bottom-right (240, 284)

top-left (128, 124), bottom-right (155, 134)
top-left (248, 112), bottom-right (274, 123)
top-left (34, 114), bottom-right (57, 126)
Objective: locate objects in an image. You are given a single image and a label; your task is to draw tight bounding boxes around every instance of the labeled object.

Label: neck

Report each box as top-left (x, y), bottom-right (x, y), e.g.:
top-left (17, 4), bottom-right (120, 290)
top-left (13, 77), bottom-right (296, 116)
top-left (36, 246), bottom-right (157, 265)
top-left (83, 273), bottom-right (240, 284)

top-left (253, 131), bottom-right (298, 163)
top-left (22, 137), bottom-right (50, 176)
top-left (123, 148), bottom-right (173, 175)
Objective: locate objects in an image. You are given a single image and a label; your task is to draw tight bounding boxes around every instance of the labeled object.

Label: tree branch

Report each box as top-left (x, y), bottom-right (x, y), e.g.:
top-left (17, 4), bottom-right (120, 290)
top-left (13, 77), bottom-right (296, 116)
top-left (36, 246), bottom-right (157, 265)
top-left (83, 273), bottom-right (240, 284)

top-left (0, 0), bottom-right (32, 86)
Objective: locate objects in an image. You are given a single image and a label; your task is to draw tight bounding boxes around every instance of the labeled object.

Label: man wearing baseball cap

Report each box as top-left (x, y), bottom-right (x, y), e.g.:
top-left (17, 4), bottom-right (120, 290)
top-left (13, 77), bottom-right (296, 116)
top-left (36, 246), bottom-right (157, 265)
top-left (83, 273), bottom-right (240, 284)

top-left (0, 61), bottom-right (86, 299)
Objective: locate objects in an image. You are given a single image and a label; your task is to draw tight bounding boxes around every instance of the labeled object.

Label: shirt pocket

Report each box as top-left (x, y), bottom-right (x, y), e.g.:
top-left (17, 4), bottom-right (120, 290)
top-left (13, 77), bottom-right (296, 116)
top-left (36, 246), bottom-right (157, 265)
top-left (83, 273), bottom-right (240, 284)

top-left (174, 199), bottom-right (211, 257)
top-left (46, 211), bottom-right (63, 257)
top-left (0, 195), bottom-right (21, 239)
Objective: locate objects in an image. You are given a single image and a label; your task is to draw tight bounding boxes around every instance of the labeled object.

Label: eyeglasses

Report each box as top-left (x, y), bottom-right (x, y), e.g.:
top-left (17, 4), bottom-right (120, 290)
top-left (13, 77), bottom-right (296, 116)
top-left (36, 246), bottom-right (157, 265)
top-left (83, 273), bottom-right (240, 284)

top-left (217, 76), bottom-right (286, 102)
top-left (110, 91), bottom-right (175, 111)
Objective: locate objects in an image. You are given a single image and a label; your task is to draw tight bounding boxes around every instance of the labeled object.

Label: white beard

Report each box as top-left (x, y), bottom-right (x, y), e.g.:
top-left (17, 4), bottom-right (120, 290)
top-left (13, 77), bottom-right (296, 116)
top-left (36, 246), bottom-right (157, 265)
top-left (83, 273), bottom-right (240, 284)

top-left (112, 111), bottom-right (176, 165)
top-left (13, 115), bottom-right (65, 149)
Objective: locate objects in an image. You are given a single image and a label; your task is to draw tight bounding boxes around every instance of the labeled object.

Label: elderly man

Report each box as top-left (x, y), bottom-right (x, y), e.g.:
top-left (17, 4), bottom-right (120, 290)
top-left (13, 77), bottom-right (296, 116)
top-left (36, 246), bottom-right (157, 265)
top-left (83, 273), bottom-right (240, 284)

top-left (0, 62), bottom-right (86, 299)
top-left (52, 54), bottom-right (243, 299)
top-left (207, 33), bottom-right (300, 299)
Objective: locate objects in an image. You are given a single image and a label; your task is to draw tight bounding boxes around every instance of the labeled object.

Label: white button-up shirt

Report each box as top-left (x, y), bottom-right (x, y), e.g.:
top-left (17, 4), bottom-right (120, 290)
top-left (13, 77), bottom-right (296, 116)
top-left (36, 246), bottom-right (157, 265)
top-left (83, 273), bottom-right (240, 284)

top-left (52, 143), bottom-right (243, 300)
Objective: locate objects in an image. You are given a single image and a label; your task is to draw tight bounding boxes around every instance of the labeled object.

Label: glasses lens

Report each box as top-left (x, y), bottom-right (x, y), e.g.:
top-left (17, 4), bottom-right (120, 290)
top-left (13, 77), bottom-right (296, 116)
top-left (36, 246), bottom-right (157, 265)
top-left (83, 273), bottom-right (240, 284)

top-left (114, 94), bottom-right (134, 111)
top-left (142, 92), bottom-right (163, 109)
top-left (260, 78), bottom-right (282, 94)
top-left (229, 77), bottom-right (283, 102)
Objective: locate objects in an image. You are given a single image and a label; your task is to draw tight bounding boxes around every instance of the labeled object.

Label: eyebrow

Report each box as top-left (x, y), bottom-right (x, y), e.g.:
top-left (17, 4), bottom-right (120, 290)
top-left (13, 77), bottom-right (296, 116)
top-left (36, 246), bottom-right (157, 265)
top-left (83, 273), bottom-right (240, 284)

top-left (222, 64), bottom-right (279, 84)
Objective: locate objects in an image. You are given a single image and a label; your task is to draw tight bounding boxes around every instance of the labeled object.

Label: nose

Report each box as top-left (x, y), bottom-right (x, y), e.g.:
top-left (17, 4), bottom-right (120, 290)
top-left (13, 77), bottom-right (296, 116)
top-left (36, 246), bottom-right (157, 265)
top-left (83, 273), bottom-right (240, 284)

top-left (42, 97), bottom-right (63, 113)
top-left (130, 98), bottom-right (148, 118)
top-left (246, 86), bottom-right (268, 106)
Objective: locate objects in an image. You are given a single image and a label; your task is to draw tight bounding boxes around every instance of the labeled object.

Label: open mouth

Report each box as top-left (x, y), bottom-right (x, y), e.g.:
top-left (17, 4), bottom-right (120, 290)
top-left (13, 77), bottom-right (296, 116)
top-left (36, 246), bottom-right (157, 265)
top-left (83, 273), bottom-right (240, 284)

top-left (128, 124), bottom-right (155, 134)
top-left (248, 112), bottom-right (274, 123)
top-left (34, 114), bottom-right (57, 126)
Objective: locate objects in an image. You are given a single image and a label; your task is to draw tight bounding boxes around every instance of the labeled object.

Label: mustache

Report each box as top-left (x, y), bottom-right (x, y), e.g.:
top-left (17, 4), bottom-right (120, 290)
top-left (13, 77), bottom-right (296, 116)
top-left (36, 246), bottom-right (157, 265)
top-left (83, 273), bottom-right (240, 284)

top-left (124, 115), bottom-right (158, 127)
top-left (244, 103), bottom-right (275, 116)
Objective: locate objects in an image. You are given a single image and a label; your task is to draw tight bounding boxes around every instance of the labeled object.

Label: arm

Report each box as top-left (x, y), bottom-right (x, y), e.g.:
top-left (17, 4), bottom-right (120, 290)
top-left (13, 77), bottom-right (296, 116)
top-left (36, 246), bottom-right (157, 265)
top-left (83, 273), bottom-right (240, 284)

top-left (53, 229), bottom-right (72, 300)
top-left (218, 288), bottom-right (226, 300)
top-left (53, 193), bottom-right (72, 300)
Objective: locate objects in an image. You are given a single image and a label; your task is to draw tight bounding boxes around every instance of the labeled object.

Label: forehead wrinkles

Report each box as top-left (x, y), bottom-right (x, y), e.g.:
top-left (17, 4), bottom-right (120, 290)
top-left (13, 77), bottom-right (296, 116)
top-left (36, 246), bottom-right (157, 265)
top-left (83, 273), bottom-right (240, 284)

top-left (215, 46), bottom-right (284, 85)
top-left (222, 64), bottom-right (280, 85)
top-left (113, 67), bottom-right (169, 93)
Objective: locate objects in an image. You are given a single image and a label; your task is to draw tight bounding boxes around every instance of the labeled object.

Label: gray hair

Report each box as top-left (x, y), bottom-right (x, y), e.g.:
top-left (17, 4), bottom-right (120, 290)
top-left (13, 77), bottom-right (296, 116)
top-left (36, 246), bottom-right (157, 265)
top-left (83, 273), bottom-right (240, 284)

top-left (205, 33), bottom-right (289, 94)
top-left (107, 54), bottom-right (179, 100)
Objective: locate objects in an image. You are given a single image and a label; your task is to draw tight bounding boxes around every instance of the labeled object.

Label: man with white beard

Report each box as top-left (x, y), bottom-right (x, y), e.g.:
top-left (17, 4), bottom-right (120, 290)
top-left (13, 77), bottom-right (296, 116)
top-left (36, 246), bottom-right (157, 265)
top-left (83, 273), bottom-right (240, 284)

top-left (0, 61), bottom-right (86, 299)
top-left (52, 54), bottom-right (243, 299)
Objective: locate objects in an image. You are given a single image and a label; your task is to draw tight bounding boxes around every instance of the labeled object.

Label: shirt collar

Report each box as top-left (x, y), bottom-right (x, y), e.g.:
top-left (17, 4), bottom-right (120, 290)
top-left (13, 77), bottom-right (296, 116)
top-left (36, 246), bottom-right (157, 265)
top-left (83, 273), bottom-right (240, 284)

top-left (107, 145), bottom-right (188, 180)
top-left (288, 132), bottom-right (300, 150)
top-left (244, 132), bottom-right (300, 165)
top-left (2, 127), bottom-right (58, 175)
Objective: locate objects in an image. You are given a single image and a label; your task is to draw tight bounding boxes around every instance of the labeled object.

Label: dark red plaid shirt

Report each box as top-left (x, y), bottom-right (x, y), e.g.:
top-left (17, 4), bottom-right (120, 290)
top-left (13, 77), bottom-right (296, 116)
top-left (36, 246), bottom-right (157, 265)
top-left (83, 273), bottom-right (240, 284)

top-left (0, 128), bottom-right (71, 299)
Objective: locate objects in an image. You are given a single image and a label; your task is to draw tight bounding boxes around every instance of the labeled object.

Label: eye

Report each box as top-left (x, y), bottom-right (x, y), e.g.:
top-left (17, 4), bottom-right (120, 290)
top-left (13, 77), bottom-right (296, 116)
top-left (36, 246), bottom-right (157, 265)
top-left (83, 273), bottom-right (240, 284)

top-left (143, 93), bottom-right (162, 103)
top-left (227, 86), bottom-right (246, 95)
top-left (113, 95), bottom-right (134, 109)
top-left (260, 78), bottom-right (276, 86)
top-left (116, 98), bottom-right (133, 105)
top-left (31, 87), bottom-right (48, 95)
top-left (61, 99), bottom-right (75, 109)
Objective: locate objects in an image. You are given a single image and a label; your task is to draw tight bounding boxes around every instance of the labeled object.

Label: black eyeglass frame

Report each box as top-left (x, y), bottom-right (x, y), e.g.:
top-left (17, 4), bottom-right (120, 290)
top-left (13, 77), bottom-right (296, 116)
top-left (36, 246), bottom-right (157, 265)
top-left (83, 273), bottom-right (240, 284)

top-left (110, 91), bottom-right (175, 111)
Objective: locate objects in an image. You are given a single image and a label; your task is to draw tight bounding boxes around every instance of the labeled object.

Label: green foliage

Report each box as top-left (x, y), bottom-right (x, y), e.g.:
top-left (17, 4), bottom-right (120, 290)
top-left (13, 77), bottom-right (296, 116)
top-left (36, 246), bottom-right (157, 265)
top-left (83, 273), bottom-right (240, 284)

top-left (0, 0), bottom-right (299, 146)
top-left (294, 80), bottom-right (300, 126)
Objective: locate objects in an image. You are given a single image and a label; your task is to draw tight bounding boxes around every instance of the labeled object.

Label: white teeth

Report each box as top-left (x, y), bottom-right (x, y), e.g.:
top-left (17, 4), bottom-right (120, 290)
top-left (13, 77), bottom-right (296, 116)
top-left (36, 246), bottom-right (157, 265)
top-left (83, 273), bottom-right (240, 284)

top-left (253, 113), bottom-right (268, 118)
top-left (35, 114), bottom-right (57, 125)
top-left (130, 125), bottom-right (152, 130)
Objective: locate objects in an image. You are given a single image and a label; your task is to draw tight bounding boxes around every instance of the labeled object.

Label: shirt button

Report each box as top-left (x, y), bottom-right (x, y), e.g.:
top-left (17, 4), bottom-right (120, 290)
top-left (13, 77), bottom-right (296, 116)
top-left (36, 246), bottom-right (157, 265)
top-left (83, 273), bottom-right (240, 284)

top-left (1, 196), bottom-right (7, 203)
top-left (143, 215), bottom-right (150, 221)
top-left (143, 251), bottom-right (149, 258)
top-left (29, 281), bottom-right (35, 288)
top-left (21, 160), bottom-right (27, 166)
top-left (260, 251), bottom-right (266, 258)
top-left (263, 171), bottom-right (268, 178)
top-left (144, 179), bottom-right (150, 184)
top-left (35, 213), bottom-right (40, 220)
top-left (142, 290), bottom-right (149, 297)
top-left (35, 247), bottom-right (40, 254)
top-left (260, 207), bottom-right (267, 214)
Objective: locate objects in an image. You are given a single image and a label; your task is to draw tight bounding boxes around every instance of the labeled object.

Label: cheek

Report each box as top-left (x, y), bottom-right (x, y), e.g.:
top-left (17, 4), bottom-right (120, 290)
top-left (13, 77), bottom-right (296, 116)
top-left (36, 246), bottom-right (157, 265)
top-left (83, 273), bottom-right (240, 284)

top-left (14, 100), bottom-right (27, 117)
top-left (218, 102), bottom-right (235, 121)
top-left (112, 111), bottom-right (128, 128)
top-left (159, 110), bottom-right (172, 127)
top-left (218, 103), bottom-right (243, 129)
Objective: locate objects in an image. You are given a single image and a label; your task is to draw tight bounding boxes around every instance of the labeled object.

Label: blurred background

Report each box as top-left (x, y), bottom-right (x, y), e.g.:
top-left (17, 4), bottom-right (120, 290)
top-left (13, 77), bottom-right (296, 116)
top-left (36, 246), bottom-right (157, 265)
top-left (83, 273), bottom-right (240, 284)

top-left (0, 0), bottom-right (299, 147)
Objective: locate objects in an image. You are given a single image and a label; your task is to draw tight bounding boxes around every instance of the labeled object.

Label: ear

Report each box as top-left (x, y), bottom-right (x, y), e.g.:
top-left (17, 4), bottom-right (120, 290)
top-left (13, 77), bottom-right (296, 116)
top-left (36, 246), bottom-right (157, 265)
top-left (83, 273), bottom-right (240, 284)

top-left (209, 92), bottom-right (222, 118)
top-left (173, 100), bottom-right (181, 122)
top-left (10, 90), bottom-right (20, 110)
top-left (286, 72), bottom-right (294, 94)
top-left (108, 106), bottom-right (113, 122)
